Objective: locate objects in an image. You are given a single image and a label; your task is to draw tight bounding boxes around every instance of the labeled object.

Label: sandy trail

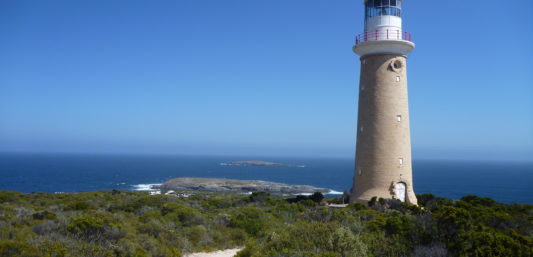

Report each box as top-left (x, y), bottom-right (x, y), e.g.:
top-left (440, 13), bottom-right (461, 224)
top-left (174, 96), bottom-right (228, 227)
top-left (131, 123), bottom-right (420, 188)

top-left (184, 248), bottom-right (243, 257)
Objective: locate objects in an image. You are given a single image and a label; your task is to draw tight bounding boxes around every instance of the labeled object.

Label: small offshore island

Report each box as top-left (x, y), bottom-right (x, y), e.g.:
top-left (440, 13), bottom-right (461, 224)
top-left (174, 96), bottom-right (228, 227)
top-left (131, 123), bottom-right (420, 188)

top-left (156, 177), bottom-right (330, 194)
top-left (220, 161), bottom-right (305, 168)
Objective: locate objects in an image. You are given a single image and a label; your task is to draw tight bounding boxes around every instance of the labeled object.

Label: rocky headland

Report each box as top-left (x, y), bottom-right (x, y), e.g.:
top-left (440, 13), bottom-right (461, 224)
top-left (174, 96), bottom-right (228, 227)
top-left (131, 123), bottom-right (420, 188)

top-left (156, 177), bottom-right (330, 194)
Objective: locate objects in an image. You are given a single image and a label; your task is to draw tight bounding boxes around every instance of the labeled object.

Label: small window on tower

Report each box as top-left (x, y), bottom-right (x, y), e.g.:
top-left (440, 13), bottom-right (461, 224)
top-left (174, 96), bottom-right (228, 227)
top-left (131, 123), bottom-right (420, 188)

top-left (399, 158), bottom-right (404, 165)
top-left (360, 126), bottom-right (364, 132)
top-left (361, 84), bottom-right (365, 91)
top-left (396, 76), bottom-right (400, 82)
top-left (358, 169), bottom-right (362, 175)
top-left (391, 60), bottom-right (403, 72)
top-left (362, 59), bottom-right (366, 65)
top-left (397, 115), bottom-right (402, 122)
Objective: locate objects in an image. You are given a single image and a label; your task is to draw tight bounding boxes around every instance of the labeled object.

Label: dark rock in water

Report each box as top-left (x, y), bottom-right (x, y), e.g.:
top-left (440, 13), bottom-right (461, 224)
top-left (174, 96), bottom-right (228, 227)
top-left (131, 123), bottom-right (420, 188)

top-left (220, 161), bottom-right (305, 168)
top-left (156, 177), bottom-right (330, 194)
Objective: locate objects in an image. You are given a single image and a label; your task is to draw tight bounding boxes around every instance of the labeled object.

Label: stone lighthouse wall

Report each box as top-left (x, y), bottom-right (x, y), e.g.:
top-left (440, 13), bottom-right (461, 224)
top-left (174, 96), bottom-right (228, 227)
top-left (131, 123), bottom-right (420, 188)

top-left (351, 53), bottom-right (417, 205)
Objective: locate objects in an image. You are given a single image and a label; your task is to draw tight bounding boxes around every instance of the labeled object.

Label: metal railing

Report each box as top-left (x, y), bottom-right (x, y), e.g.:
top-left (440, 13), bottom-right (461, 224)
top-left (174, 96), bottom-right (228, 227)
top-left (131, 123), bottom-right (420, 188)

top-left (355, 30), bottom-right (413, 45)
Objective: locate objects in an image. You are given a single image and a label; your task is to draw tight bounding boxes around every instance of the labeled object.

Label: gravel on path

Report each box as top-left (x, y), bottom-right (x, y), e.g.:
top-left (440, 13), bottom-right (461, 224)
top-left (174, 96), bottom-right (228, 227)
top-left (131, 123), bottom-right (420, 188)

top-left (184, 248), bottom-right (243, 257)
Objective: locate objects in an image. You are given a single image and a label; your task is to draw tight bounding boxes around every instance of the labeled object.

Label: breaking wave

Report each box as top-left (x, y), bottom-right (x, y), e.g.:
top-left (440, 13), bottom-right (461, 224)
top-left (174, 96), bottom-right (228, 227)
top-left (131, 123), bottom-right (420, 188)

top-left (132, 183), bottom-right (161, 191)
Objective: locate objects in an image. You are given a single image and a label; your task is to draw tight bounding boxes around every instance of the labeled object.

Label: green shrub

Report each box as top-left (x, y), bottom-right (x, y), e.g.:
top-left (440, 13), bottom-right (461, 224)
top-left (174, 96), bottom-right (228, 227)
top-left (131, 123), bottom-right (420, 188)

top-left (0, 240), bottom-right (42, 257)
top-left (37, 240), bottom-right (68, 257)
top-left (166, 206), bottom-right (204, 227)
top-left (161, 202), bottom-right (186, 216)
top-left (327, 226), bottom-right (368, 257)
top-left (121, 195), bottom-right (166, 212)
top-left (67, 215), bottom-right (105, 238)
top-left (187, 225), bottom-right (210, 246)
top-left (32, 210), bottom-right (57, 220)
top-left (230, 207), bottom-right (272, 236)
top-left (416, 193), bottom-right (436, 208)
top-left (0, 191), bottom-right (21, 203)
top-left (348, 202), bottom-right (369, 211)
top-left (460, 195), bottom-right (497, 207)
top-left (138, 220), bottom-right (165, 237)
top-left (457, 231), bottom-right (531, 257)
top-left (434, 206), bottom-right (472, 237)
top-left (235, 240), bottom-right (260, 257)
top-left (65, 200), bottom-right (91, 211)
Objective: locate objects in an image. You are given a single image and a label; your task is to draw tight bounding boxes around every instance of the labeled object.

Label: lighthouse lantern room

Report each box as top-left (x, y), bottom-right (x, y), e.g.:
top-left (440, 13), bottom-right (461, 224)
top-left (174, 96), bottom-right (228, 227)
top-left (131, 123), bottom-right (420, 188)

top-left (365, 0), bottom-right (402, 32)
top-left (354, 0), bottom-right (413, 56)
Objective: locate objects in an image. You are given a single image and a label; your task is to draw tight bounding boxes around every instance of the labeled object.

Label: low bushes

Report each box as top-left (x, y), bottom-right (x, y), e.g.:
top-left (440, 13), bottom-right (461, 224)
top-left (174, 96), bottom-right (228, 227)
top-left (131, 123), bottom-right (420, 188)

top-left (0, 190), bottom-right (530, 257)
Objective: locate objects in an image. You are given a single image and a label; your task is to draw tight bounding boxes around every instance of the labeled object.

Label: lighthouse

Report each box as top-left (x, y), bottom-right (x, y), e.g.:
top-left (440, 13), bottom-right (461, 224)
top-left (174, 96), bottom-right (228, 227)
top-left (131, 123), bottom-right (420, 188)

top-left (350, 0), bottom-right (417, 204)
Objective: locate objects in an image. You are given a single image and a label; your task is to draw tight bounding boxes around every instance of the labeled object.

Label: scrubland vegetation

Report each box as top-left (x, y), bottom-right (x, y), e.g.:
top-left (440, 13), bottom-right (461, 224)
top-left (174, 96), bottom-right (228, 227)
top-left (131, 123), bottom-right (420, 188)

top-left (0, 190), bottom-right (531, 257)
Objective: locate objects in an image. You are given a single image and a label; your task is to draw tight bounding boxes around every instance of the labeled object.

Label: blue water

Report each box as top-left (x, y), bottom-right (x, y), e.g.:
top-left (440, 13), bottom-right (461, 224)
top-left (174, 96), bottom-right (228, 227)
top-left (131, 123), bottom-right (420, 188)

top-left (0, 153), bottom-right (531, 204)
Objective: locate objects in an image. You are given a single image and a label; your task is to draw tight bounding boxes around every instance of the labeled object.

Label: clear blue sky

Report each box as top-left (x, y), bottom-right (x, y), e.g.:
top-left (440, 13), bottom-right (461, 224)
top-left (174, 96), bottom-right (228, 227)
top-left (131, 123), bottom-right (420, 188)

top-left (1, 0), bottom-right (532, 161)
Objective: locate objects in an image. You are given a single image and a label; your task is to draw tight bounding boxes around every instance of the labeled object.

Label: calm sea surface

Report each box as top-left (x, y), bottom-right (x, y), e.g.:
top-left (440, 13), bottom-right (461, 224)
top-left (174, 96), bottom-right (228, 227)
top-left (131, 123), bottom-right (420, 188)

top-left (0, 153), bottom-right (531, 204)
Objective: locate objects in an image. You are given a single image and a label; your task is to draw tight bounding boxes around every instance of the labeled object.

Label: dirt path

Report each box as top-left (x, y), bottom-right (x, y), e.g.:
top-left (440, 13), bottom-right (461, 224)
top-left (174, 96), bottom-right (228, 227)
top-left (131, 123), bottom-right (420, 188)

top-left (184, 248), bottom-right (243, 257)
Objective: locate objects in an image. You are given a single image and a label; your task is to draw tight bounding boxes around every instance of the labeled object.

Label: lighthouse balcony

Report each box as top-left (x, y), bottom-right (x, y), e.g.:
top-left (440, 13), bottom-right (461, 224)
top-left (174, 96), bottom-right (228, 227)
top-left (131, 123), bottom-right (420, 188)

top-left (353, 29), bottom-right (414, 57)
top-left (355, 29), bottom-right (412, 45)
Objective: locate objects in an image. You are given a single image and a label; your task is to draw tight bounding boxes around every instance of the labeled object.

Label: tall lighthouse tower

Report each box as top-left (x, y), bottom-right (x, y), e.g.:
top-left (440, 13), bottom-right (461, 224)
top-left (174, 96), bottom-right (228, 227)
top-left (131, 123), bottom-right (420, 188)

top-left (350, 0), bottom-right (417, 204)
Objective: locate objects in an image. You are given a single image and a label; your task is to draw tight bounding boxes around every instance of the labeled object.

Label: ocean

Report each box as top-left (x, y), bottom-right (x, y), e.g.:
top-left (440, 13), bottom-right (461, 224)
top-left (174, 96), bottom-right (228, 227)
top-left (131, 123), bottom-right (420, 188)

top-left (0, 153), bottom-right (531, 204)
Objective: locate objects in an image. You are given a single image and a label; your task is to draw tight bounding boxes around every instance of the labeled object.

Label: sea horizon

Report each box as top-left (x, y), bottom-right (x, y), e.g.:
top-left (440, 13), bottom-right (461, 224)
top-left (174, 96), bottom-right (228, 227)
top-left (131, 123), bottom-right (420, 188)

top-left (2, 150), bottom-right (532, 163)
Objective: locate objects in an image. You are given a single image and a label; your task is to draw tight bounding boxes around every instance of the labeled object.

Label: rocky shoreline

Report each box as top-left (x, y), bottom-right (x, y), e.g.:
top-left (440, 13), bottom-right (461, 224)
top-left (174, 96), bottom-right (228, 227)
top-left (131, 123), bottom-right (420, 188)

top-left (155, 177), bottom-right (331, 194)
